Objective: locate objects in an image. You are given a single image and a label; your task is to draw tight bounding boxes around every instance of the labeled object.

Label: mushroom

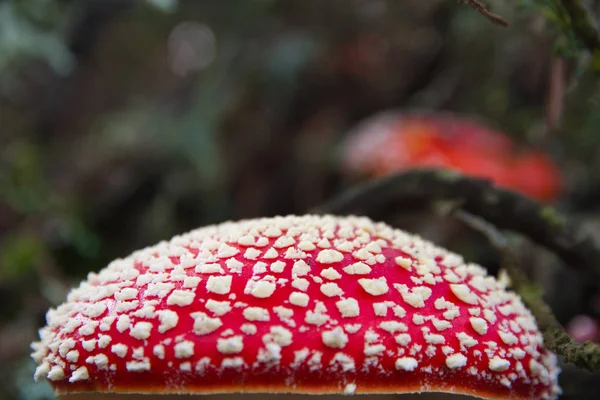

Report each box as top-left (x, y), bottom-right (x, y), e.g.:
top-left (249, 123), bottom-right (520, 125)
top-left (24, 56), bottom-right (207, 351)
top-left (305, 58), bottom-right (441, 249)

top-left (341, 111), bottom-right (562, 202)
top-left (31, 215), bottom-right (561, 399)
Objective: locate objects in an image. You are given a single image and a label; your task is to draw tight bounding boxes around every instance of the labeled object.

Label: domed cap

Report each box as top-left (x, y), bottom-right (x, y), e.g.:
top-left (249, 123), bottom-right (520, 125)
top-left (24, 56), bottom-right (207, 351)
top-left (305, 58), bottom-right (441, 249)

top-left (31, 215), bottom-right (561, 399)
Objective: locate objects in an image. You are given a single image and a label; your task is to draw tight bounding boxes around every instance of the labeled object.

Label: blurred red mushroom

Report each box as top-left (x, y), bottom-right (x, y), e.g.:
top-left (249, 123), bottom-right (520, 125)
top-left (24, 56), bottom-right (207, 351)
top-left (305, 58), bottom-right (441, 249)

top-left (341, 112), bottom-right (562, 202)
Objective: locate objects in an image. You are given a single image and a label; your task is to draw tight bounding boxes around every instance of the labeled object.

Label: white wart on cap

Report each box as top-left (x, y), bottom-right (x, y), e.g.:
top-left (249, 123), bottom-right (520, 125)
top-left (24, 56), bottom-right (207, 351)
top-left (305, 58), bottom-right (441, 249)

top-left (31, 215), bottom-right (561, 399)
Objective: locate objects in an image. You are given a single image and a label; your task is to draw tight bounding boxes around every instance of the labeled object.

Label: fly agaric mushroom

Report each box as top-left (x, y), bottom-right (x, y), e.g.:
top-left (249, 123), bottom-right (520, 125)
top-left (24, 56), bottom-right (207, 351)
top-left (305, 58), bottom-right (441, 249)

top-left (341, 112), bottom-right (562, 202)
top-left (31, 215), bottom-right (561, 399)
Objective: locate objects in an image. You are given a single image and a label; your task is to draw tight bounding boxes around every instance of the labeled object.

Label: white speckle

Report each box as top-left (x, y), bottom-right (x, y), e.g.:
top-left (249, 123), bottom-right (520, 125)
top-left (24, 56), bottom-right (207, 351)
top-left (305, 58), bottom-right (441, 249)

top-left (394, 284), bottom-right (432, 308)
top-left (180, 362), bottom-right (192, 372)
top-left (317, 238), bottom-right (331, 248)
top-left (98, 335), bottom-right (111, 349)
top-left (182, 276), bottom-right (201, 289)
top-left (289, 292), bottom-right (310, 307)
top-left (206, 275), bottom-right (232, 294)
top-left (393, 305), bottom-right (406, 318)
top-left (457, 332), bottom-right (478, 348)
top-left (206, 299), bottom-right (232, 316)
top-left (344, 383), bottom-right (357, 394)
top-left (167, 290), bottom-right (195, 306)
top-left (298, 241), bottom-right (316, 251)
top-left (316, 249), bottom-right (344, 264)
top-left (263, 248), bottom-right (278, 259)
top-left (469, 307), bottom-right (481, 316)
top-left (217, 243), bottom-right (239, 258)
top-left (320, 282), bottom-right (343, 297)
top-left (263, 326), bottom-right (293, 347)
top-left (432, 319), bottom-right (452, 331)
top-left (93, 354), bottom-right (109, 369)
top-left (395, 333), bottom-right (412, 346)
top-left (342, 262), bottom-right (372, 275)
top-left (379, 321), bottom-right (408, 333)
top-left (424, 332), bottom-right (445, 344)
top-left (270, 261), bottom-right (286, 273)
top-left (395, 257), bottom-right (412, 271)
top-left (395, 357), bottom-right (418, 371)
top-left (66, 350), bottom-right (79, 363)
top-left (264, 226), bottom-right (282, 237)
top-left (470, 317), bottom-right (489, 335)
top-left (46, 365), bottom-right (65, 381)
top-left (69, 366), bottom-right (89, 382)
top-left (191, 312), bottom-right (223, 335)
top-left (483, 309), bottom-right (498, 324)
top-left (322, 327), bottom-right (349, 349)
top-left (247, 279), bottom-right (276, 298)
top-left (157, 310), bottom-right (179, 333)
top-left (226, 258), bottom-right (244, 273)
top-left (82, 339), bottom-right (96, 352)
top-left (489, 356), bottom-right (511, 371)
top-left (130, 321), bottom-right (153, 340)
top-left (153, 344), bottom-right (165, 359)
top-left (115, 287), bottom-right (138, 301)
top-left (292, 260), bottom-right (310, 277)
top-left (446, 354), bottom-right (468, 369)
top-left (217, 335), bottom-right (244, 354)
top-left (111, 344), bottom-right (128, 358)
top-left (358, 277), bottom-right (389, 296)
top-left (336, 298), bottom-right (360, 317)
top-left (499, 331), bottom-right (519, 345)
top-left (450, 284), bottom-right (479, 305)
top-left (243, 307), bottom-right (270, 321)
top-left (321, 268), bottom-right (342, 280)
top-left (196, 264), bottom-right (224, 274)
top-left (364, 344), bottom-right (386, 356)
top-left (273, 306), bottom-right (294, 323)
top-left (237, 234), bottom-right (256, 246)
top-left (345, 324), bottom-right (362, 334)
top-left (241, 323), bottom-right (257, 335)
top-left (175, 341), bottom-right (195, 358)
top-left (83, 303), bottom-right (107, 318)
top-left (126, 359), bottom-right (151, 372)
top-left (252, 261), bottom-right (268, 274)
top-left (244, 248), bottom-right (261, 260)
top-left (292, 278), bottom-right (309, 291)
top-left (273, 235), bottom-right (295, 248)
top-left (373, 302), bottom-right (388, 316)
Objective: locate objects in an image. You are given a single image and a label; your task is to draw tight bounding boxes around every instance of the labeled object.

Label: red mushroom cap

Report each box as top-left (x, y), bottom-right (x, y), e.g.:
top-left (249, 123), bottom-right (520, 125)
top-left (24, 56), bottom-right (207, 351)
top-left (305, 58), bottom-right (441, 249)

top-left (31, 215), bottom-right (561, 399)
top-left (341, 112), bottom-right (562, 202)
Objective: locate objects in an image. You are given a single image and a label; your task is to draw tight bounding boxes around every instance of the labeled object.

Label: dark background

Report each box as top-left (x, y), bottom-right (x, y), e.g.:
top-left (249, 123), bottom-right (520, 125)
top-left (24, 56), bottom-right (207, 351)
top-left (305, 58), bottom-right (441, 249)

top-left (2, 1), bottom-right (600, 398)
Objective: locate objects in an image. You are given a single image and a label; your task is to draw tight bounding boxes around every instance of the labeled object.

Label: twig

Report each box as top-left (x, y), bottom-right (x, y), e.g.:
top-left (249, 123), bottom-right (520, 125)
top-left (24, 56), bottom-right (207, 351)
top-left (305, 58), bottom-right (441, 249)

top-left (559, 0), bottom-right (600, 55)
top-left (454, 210), bottom-right (600, 372)
top-left (463, 0), bottom-right (509, 26)
top-left (312, 168), bottom-right (600, 290)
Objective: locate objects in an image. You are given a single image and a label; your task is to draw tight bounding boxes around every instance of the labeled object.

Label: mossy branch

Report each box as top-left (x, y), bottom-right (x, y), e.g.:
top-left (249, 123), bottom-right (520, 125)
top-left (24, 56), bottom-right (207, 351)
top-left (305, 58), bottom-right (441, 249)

top-left (454, 210), bottom-right (600, 372)
top-left (314, 168), bottom-right (600, 370)
top-left (463, 0), bottom-right (509, 26)
top-left (559, 0), bottom-right (600, 55)
top-left (313, 168), bottom-right (600, 290)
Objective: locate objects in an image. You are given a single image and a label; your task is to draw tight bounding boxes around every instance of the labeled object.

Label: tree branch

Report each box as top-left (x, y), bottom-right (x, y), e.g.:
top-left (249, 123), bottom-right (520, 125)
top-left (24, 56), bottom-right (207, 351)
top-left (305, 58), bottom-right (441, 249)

top-left (463, 0), bottom-right (509, 26)
top-left (313, 168), bottom-right (600, 290)
top-left (454, 210), bottom-right (600, 372)
top-left (559, 0), bottom-right (600, 55)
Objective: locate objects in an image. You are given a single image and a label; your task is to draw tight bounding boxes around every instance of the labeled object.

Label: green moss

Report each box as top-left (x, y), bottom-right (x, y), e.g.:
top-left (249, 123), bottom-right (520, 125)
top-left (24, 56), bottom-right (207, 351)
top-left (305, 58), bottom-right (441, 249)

top-left (540, 206), bottom-right (565, 228)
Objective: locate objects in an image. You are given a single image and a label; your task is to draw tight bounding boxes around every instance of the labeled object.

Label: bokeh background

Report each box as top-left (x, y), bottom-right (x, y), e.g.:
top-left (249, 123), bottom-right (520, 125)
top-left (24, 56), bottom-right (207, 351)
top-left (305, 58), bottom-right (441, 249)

top-left (2, 0), bottom-right (600, 398)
